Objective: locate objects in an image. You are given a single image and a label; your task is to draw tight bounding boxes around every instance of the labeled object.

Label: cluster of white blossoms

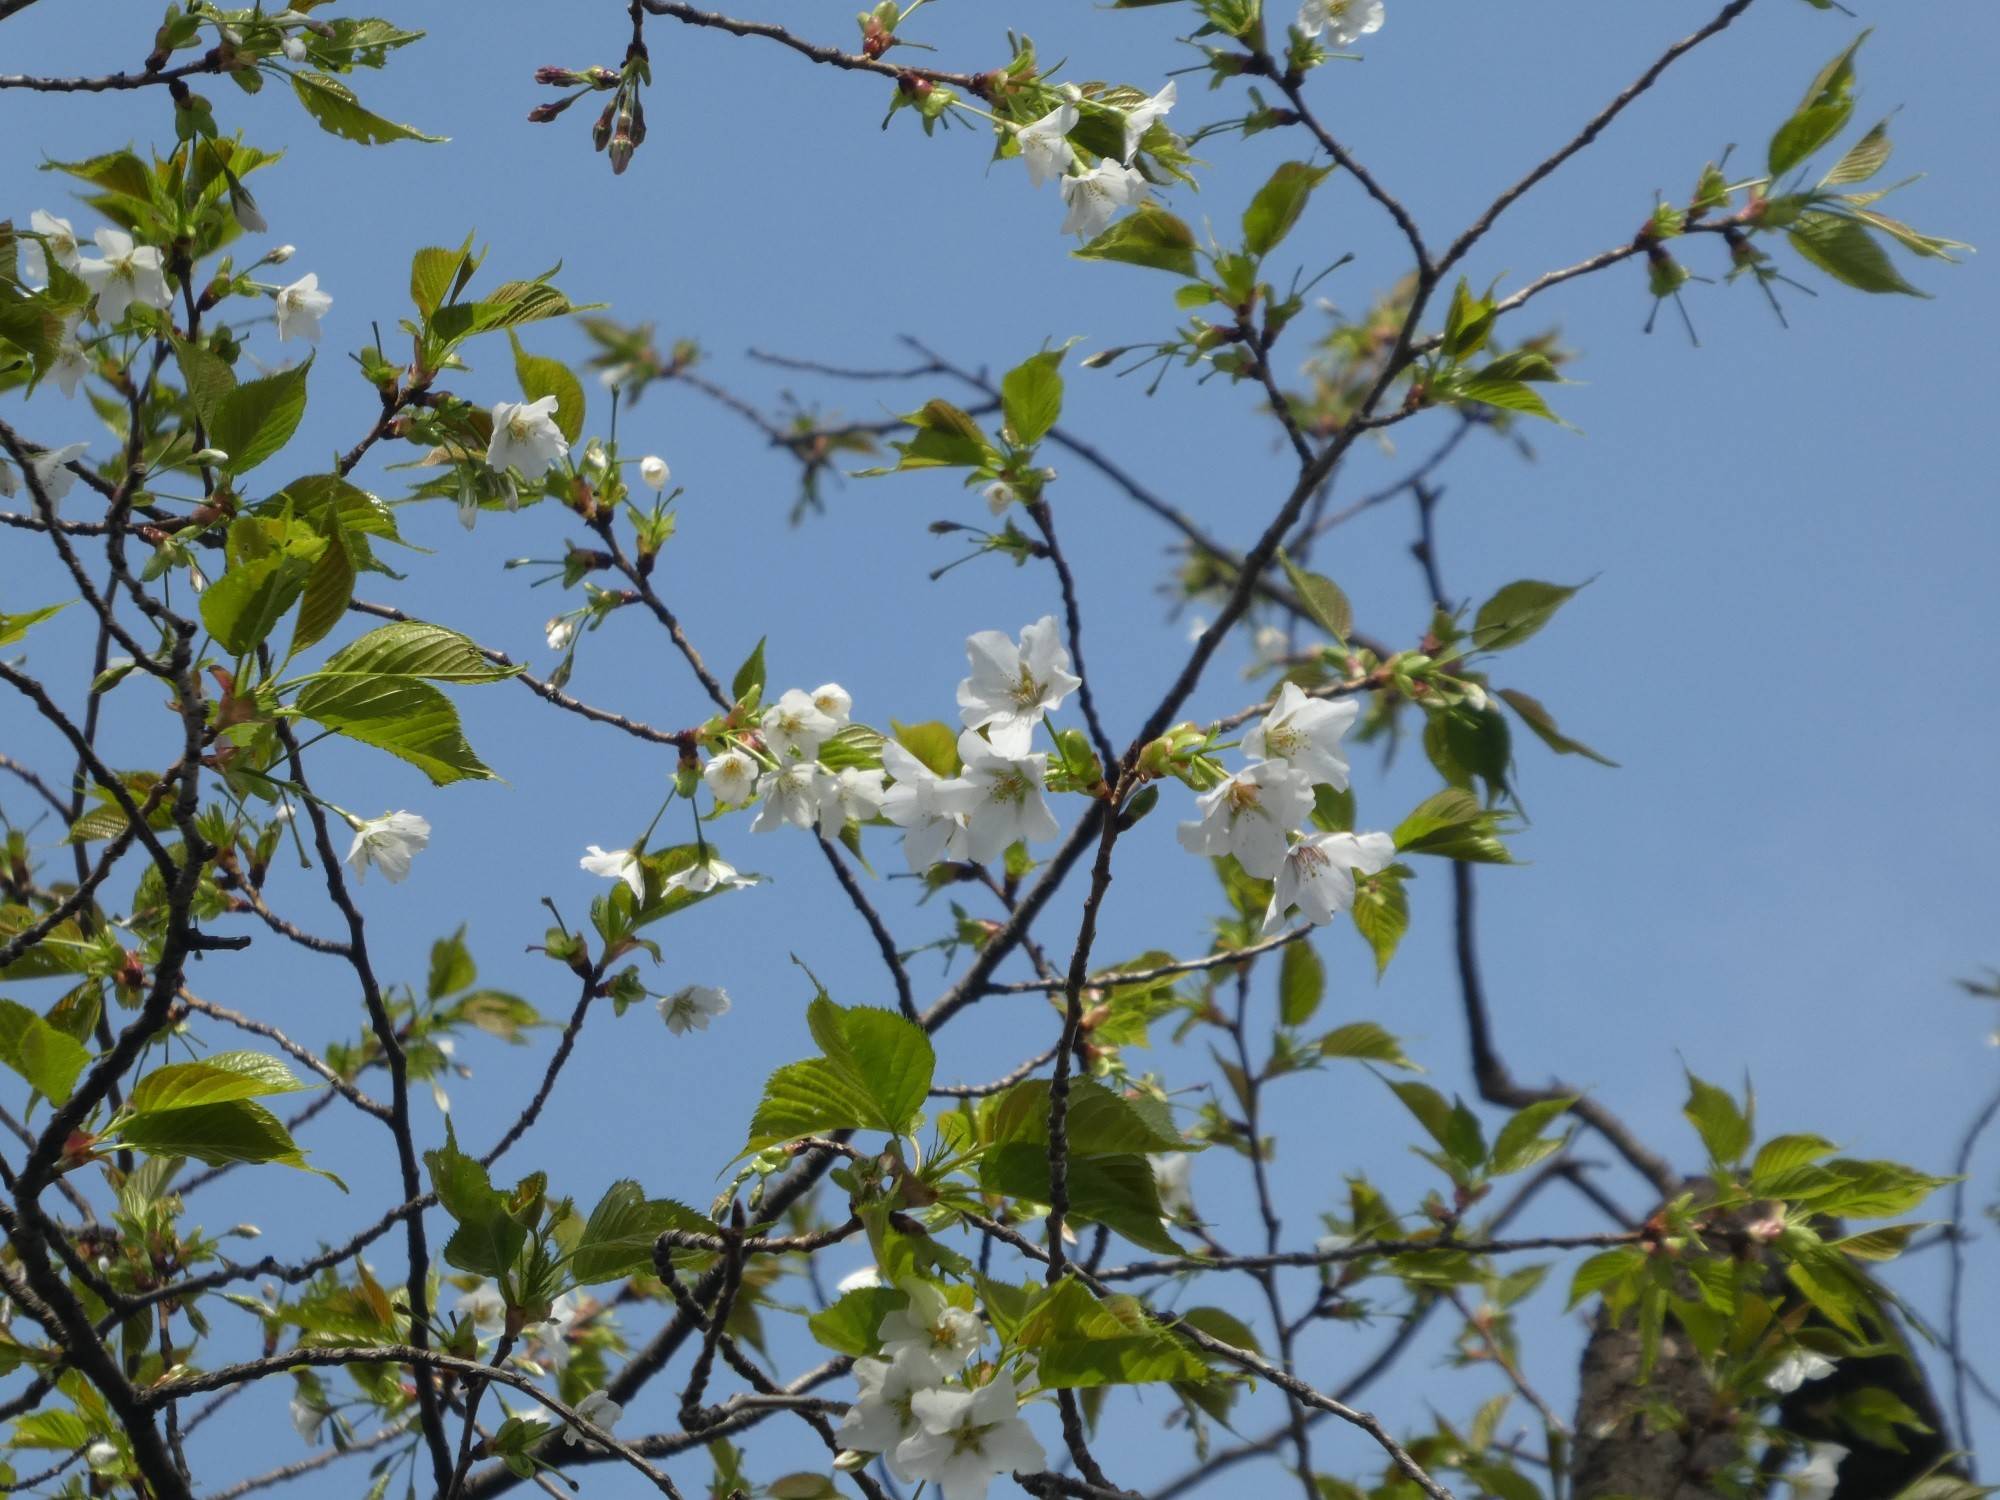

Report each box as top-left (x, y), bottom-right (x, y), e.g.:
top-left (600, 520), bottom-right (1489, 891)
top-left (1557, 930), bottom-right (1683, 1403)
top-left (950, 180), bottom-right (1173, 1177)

top-left (836, 1280), bottom-right (1046, 1500)
top-left (1176, 682), bottom-right (1395, 933)
top-left (1296, 0), bottom-right (1386, 47)
top-left (1015, 82), bottom-right (1176, 240)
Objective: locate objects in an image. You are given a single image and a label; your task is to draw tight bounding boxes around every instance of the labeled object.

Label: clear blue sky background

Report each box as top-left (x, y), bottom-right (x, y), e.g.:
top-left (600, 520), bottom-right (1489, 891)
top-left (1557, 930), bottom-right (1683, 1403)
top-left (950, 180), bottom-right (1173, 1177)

top-left (3, 1), bottom-right (1996, 1494)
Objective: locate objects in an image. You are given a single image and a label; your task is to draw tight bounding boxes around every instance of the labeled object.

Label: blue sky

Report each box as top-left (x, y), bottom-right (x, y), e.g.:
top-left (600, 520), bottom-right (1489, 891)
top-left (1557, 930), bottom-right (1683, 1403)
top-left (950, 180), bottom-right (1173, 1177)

top-left (3, 0), bottom-right (1996, 1494)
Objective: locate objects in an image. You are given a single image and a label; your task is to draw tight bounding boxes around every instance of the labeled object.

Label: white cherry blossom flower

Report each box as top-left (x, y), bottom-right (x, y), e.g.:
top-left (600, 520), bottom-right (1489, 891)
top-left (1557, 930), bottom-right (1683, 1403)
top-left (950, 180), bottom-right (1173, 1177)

top-left (955, 731), bottom-right (1058, 864)
top-left (753, 761), bottom-right (823, 833)
top-left (1121, 80), bottom-right (1177, 164)
top-left (811, 682), bottom-right (853, 727)
top-left (1177, 760), bottom-right (1313, 880)
top-left (663, 851), bottom-right (751, 896)
top-left (836, 1265), bottom-right (883, 1293)
top-left (546, 616), bottom-right (577, 652)
top-left (1790, 1443), bottom-right (1847, 1500)
top-left (1297, 0), bottom-right (1384, 45)
top-left (76, 227), bottom-right (170, 323)
top-left (1767, 1350), bottom-right (1837, 1395)
top-left (1016, 103), bottom-right (1077, 188)
top-left (84, 1439), bottom-right (120, 1471)
top-left (343, 811), bottom-right (431, 884)
top-left (563, 1389), bottom-right (623, 1449)
top-left (879, 1280), bottom-right (983, 1377)
top-left (274, 272), bottom-right (332, 342)
top-left (704, 748), bottom-right (760, 806)
top-left (21, 210), bottom-right (79, 286)
top-left (982, 480), bottom-right (1017, 515)
top-left (639, 454), bottom-right (670, 489)
top-left (897, 1371), bottom-right (1046, 1500)
top-left (50, 338), bottom-right (90, 399)
top-left (1245, 681), bottom-right (1360, 790)
top-left (1059, 160), bottom-right (1146, 239)
top-left (881, 742), bottom-right (976, 872)
top-left (456, 1280), bottom-right (508, 1336)
top-left (659, 984), bottom-right (730, 1035)
top-left (817, 765), bottom-right (886, 838)
top-left (523, 1291), bottom-right (582, 1371)
top-left (27, 442), bottom-right (88, 512)
top-left (486, 395), bottom-right (567, 477)
top-left (958, 615), bottom-right (1082, 756)
top-left (282, 34), bottom-right (308, 62)
top-left (762, 688), bottom-right (839, 761)
top-left (289, 1394), bottom-right (324, 1445)
top-left (837, 1350), bottom-right (940, 1481)
top-left (1263, 829), bottom-right (1395, 934)
top-left (1151, 1152), bottom-right (1194, 1218)
top-left (580, 844), bottom-right (645, 898)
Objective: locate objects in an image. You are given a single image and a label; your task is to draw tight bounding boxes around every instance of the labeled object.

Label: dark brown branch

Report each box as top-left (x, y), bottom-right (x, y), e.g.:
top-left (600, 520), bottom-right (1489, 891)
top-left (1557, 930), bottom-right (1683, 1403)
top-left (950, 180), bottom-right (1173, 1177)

top-left (640, 0), bottom-right (981, 89)
top-left (816, 835), bottom-right (917, 1021)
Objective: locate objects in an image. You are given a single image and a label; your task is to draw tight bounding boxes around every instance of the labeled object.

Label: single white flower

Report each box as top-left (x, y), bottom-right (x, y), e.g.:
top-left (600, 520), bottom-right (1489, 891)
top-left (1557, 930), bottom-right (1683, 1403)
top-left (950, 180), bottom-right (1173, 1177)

top-left (50, 338), bottom-right (91, 398)
top-left (1245, 681), bottom-right (1360, 790)
top-left (545, 615), bottom-right (577, 652)
top-left (1767, 1350), bottom-right (1837, 1396)
top-left (752, 760), bottom-right (822, 833)
top-left (1297, 0), bottom-right (1384, 45)
top-left (343, 811), bottom-right (431, 884)
top-left (84, 1439), bottom-right (119, 1471)
top-left (563, 1389), bottom-right (623, 1449)
top-left (578, 439), bottom-right (609, 477)
top-left (810, 682), bottom-right (853, 728)
top-left (836, 1265), bottom-right (884, 1294)
top-left (1121, 80), bottom-right (1177, 164)
top-left (663, 851), bottom-right (751, 897)
top-left (817, 765), bottom-right (887, 839)
top-left (957, 615), bottom-right (1082, 757)
top-left (21, 210), bottom-right (79, 286)
top-left (955, 731), bottom-right (1058, 864)
top-left (1789, 1443), bottom-right (1848, 1500)
top-left (1151, 1152), bottom-right (1193, 1218)
top-left (1176, 760), bottom-right (1314, 880)
top-left (523, 1291), bottom-right (582, 1372)
top-left (26, 442), bottom-right (88, 512)
top-left (896, 1371), bottom-right (1046, 1500)
top-left (880, 741), bottom-right (975, 872)
top-left (282, 33), bottom-right (308, 62)
top-left (289, 1394), bottom-right (323, 1445)
top-left (273, 272), bottom-right (331, 342)
top-left (982, 480), bottom-right (1017, 516)
top-left (76, 227), bottom-right (170, 324)
top-left (878, 1280), bottom-right (983, 1377)
top-left (1253, 624), bottom-right (1290, 664)
top-left (580, 845), bottom-right (645, 899)
top-left (704, 748), bottom-right (760, 806)
top-left (837, 1350), bottom-right (941, 1482)
top-left (456, 1280), bottom-right (508, 1337)
top-left (1059, 160), bottom-right (1147, 239)
top-left (486, 395), bottom-right (567, 477)
top-left (639, 454), bottom-right (670, 489)
top-left (658, 984), bottom-right (730, 1035)
top-left (762, 687), bottom-right (839, 762)
top-left (1186, 615), bottom-right (1211, 643)
top-left (1263, 829), bottom-right (1395, 934)
top-left (1015, 103), bottom-right (1077, 188)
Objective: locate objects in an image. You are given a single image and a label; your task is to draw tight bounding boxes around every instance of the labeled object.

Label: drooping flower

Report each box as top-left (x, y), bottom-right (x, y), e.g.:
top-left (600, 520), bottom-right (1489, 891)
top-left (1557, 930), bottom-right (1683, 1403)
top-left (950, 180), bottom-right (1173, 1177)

top-left (1767, 1350), bottom-right (1837, 1396)
top-left (21, 210), bottom-right (79, 286)
top-left (1015, 103), bottom-right (1078, 188)
top-left (982, 480), bottom-right (1016, 516)
top-left (817, 765), bottom-right (887, 839)
top-left (50, 337), bottom-right (90, 399)
top-left (580, 844), bottom-right (645, 898)
top-left (704, 748), bottom-right (760, 806)
top-left (1176, 760), bottom-right (1314, 880)
top-left (456, 1280), bottom-right (508, 1337)
top-left (524, 1291), bottom-right (582, 1371)
top-left (836, 1350), bottom-right (940, 1482)
top-left (344, 811), bottom-right (432, 884)
top-left (658, 984), bottom-right (730, 1035)
top-left (879, 1280), bottom-right (984, 1378)
top-left (1244, 681), bottom-right (1360, 790)
top-left (957, 616), bottom-right (1082, 757)
top-left (955, 731), bottom-right (1058, 864)
top-left (752, 761), bottom-right (822, 833)
top-left (26, 442), bottom-right (88, 513)
top-left (545, 616), bottom-right (577, 652)
top-left (663, 851), bottom-right (751, 897)
top-left (880, 742), bottom-right (975, 873)
top-left (1151, 1152), bottom-right (1194, 1219)
top-left (896, 1371), bottom-right (1047, 1500)
top-left (1790, 1443), bottom-right (1848, 1500)
top-left (274, 272), bottom-right (332, 342)
top-left (1263, 830), bottom-right (1395, 934)
top-left (486, 396), bottom-right (567, 477)
top-left (1059, 160), bottom-right (1147, 239)
top-left (563, 1389), bottom-right (624, 1449)
top-left (639, 454), bottom-right (670, 489)
top-left (811, 682), bottom-right (853, 728)
top-left (75, 227), bottom-right (170, 324)
top-left (1297, 0), bottom-right (1385, 45)
top-left (762, 688), bottom-right (839, 762)
top-left (1121, 80), bottom-right (1177, 164)
top-left (289, 1393), bottom-right (324, 1446)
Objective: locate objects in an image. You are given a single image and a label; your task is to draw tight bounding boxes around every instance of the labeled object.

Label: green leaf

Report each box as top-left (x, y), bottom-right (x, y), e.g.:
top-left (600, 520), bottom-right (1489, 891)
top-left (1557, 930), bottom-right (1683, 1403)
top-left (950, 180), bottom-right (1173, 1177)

top-left (1013, 1277), bottom-right (1207, 1387)
top-left (424, 1120), bottom-right (524, 1278)
top-left (289, 70), bottom-right (446, 145)
top-left (1450, 373), bottom-right (1561, 423)
top-left (1243, 162), bottom-right (1333, 258)
top-left (208, 359), bottom-right (312, 476)
top-left (982, 1146), bottom-right (1182, 1252)
top-left (1496, 689), bottom-right (1618, 766)
top-left (988, 1077), bottom-right (1187, 1156)
top-left (1278, 937), bottom-right (1324, 1027)
top-left (1393, 789), bottom-right (1513, 864)
top-left (1821, 118), bottom-right (1893, 187)
top-left (0, 998), bottom-right (90, 1104)
top-left (1386, 1079), bottom-right (1485, 1174)
top-left (1768, 34), bottom-right (1865, 180)
top-left (201, 544), bottom-right (322, 657)
top-left (1683, 1070), bottom-right (1752, 1167)
top-left (1750, 1133), bottom-right (1838, 1190)
top-left (510, 334), bottom-right (584, 443)
top-left (410, 235), bottom-right (480, 318)
top-left (807, 1285), bottom-right (901, 1357)
top-left (293, 673), bottom-right (496, 786)
top-left (1472, 579), bottom-right (1581, 652)
top-left (172, 337), bottom-right (236, 425)
top-left (1073, 206), bottom-right (1200, 278)
top-left (1788, 211), bottom-right (1927, 296)
top-left (1490, 1098), bottom-right (1573, 1176)
top-left (117, 1098), bottom-right (331, 1180)
top-left (315, 620), bottom-right (517, 682)
top-left (571, 1180), bottom-right (713, 1283)
top-left (1000, 349), bottom-right (1065, 448)
top-left (890, 719), bottom-right (961, 778)
top-left (130, 1051), bottom-right (306, 1112)
top-left (1568, 1246), bottom-right (1644, 1308)
top-left (428, 928), bottom-right (477, 1001)
top-left (1350, 868), bottom-right (1409, 975)
top-left (872, 399), bottom-right (997, 472)
top-left (1317, 1020), bottom-right (1417, 1071)
top-left (743, 998), bottom-right (934, 1153)
top-left (732, 638), bottom-right (766, 706)
top-left (0, 600), bottom-right (72, 648)
top-left (1276, 548), bottom-right (1352, 644)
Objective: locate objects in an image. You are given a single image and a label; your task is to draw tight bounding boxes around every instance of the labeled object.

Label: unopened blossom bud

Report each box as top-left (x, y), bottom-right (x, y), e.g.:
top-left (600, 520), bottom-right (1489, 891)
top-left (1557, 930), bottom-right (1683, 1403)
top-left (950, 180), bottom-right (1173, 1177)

top-left (534, 65), bottom-right (581, 86)
top-left (592, 100), bottom-right (616, 151)
top-left (527, 98), bottom-right (578, 124)
top-left (639, 454), bottom-right (669, 489)
top-left (268, 243), bottom-right (296, 264)
top-left (193, 448), bottom-right (229, 466)
top-left (282, 35), bottom-right (307, 63)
